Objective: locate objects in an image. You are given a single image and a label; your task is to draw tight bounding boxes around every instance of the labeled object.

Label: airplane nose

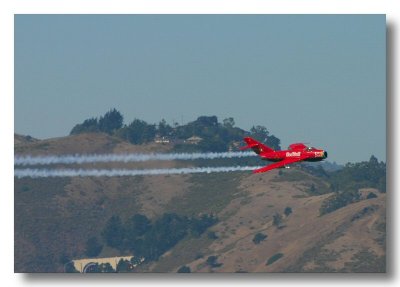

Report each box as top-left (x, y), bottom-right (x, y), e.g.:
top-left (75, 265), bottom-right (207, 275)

top-left (323, 151), bottom-right (328, 159)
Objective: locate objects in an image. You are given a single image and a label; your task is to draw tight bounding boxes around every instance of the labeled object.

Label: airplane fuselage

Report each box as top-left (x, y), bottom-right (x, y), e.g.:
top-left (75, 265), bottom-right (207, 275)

top-left (259, 149), bottom-right (328, 163)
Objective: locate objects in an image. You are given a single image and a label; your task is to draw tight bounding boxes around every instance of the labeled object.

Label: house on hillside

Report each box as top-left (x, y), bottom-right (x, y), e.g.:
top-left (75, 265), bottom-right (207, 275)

top-left (185, 136), bottom-right (203, 145)
top-left (154, 135), bottom-right (170, 144)
top-left (228, 141), bottom-right (242, 152)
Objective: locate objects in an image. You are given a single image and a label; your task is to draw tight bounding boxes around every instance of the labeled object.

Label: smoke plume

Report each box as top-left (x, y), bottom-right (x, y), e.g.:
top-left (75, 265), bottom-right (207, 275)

top-left (14, 166), bottom-right (262, 178)
top-left (14, 151), bottom-right (255, 166)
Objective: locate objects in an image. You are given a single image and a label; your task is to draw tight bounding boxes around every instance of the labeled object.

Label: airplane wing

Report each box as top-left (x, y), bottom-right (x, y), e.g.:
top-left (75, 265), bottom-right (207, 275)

top-left (253, 156), bottom-right (307, 173)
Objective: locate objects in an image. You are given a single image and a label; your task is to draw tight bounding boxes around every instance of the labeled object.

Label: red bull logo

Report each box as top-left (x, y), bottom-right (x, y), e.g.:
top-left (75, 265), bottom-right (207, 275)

top-left (286, 152), bottom-right (301, 157)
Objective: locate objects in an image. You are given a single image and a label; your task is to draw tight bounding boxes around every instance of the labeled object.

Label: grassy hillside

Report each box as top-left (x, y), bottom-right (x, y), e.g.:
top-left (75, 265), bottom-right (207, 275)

top-left (14, 133), bottom-right (386, 273)
top-left (152, 170), bottom-right (385, 273)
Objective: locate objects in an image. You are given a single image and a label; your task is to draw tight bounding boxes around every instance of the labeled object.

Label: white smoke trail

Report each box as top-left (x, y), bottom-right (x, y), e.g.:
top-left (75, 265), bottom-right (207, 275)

top-left (14, 166), bottom-right (263, 178)
top-left (14, 151), bottom-right (255, 166)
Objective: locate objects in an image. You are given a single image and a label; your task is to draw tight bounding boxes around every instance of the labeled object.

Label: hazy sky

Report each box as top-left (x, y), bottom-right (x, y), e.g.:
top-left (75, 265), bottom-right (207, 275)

top-left (15, 15), bottom-right (386, 164)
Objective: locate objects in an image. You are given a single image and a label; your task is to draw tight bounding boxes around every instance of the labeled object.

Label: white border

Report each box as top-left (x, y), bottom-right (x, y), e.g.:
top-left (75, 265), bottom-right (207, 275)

top-left (7, 0), bottom-right (397, 14)
top-left (2, 0), bottom-right (398, 286)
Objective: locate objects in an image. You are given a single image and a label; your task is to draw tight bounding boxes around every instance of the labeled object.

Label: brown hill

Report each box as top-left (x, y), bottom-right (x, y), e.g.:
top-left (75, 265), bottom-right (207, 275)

top-left (14, 133), bottom-right (385, 273)
top-left (150, 171), bottom-right (385, 273)
top-left (14, 134), bottom-right (39, 146)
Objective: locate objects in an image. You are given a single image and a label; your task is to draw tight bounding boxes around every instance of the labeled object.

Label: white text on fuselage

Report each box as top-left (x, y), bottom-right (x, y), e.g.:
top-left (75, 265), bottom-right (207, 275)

top-left (286, 152), bottom-right (301, 157)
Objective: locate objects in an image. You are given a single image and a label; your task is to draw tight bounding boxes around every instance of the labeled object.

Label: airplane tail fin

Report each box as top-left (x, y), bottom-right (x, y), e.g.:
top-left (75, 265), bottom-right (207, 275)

top-left (240, 137), bottom-right (275, 154)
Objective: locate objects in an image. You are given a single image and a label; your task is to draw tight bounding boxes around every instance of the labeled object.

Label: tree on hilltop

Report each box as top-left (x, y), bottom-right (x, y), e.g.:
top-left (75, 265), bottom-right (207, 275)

top-left (250, 125), bottom-right (281, 150)
top-left (223, 117), bottom-right (235, 128)
top-left (158, 119), bottom-right (173, 137)
top-left (121, 119), bottom-right (156, 144)
top-left (70, 108), bottom-right (123, 135)
top-left (98, 108), bottom-right (123, 134)
top-left (70, 118), bottom-right (99, 135)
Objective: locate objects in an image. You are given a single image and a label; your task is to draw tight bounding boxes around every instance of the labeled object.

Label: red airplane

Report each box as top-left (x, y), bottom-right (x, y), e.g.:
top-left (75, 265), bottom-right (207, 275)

top-left (241, 137), bottom-right (328, 173)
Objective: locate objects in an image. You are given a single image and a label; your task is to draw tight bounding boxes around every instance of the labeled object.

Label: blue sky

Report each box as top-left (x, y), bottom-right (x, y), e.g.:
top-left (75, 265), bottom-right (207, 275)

top-left (14, 15), bottom-right (386, 164)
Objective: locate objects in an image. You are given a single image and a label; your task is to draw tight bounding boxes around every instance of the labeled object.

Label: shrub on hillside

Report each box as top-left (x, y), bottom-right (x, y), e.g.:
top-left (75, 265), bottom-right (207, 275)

top-left (319, 189), bottom-right (360, 216)
top-left (367, 192), bottom-right (378, 199)
top-left (266, 253), bottom-right (284, 265)
top-left (252, 233), bottom-right (267, 244)
top-left (206, 255), bottom-right (223, 268)
top-left (284, 207), bottom-right (292, 217)
top-left (177, 265), bottom-right (191, 273)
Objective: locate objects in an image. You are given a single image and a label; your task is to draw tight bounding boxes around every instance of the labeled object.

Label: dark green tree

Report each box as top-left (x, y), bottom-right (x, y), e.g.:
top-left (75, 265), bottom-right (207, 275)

top-left (158, 119), bottom-right (173, 137)
top-left (70, 118), bottom-right (99, 135)
top-left (61, 255), bottom-right (79, 273)
top-left (65, 263), bottom-right (79, 273)
top-left (59, 253), bottom-right (71, 265)
top-left (116, 259), bottom-right (133, 272)
top-left (85, 236), bottom-right (103, 257)
top-left (177, 265), bottom-right (191, 273)
top-left (266, 134), bottom-right (281, 150)
top-left (134, 213), bottom-right (189, 260)
top-left (124, 119), bottom-right (156, 144)
top-left (197, 136), bottom-right (227, 152)
top-left (154, 213), bottom-right (188, 245)
top-left (125, 214), bottom-right (151, 238)
top-left (250, 125), bottom-right (269, 143)
top-left (130, 256), bottom-right (144, 266)
top-left (85, 263), bottom-right (115, 273)
top-left (266, 253), bottom-right (284, 265)
top-left (319, 190), bottom-right (361, 215)
top-left (252, 233), bottom-right (267, 244)
top-left (85, 263), bottom-right (100, 273)
top-left (310, 184), bottom-right (316, 193)
top-left (249, 125), bottom-right (281, 150)
top-left (378, 176), bottom-right (386, 193)
top-left (195, 116), bottom-right (218, 127)
top-left (129, 214), bottom-right (152, 236)
top-left (207, 231), bottom-right (218, 240)
top-left (223, 117), bottom-right (235, 128)
top-left (98, 263), bottom-right (115, 273)
top-left (102, 216), bottom-right (124, 250)
top-left (284, 207), bottom-right (293, 217)
top-left (273, 212), bottom-right (283, 228)
top-left (188, 214), bottom-right (218, 237)
top-left (206, 255), bottom-right (222, 268)
top-left (124, 214), bottom-right (152, 250)
top-left (98, 108), bottom-right (124, 134)
top-left (328, 155), bottom-right (386, 193)
top-left (367, 192), bottom-right (378, 199)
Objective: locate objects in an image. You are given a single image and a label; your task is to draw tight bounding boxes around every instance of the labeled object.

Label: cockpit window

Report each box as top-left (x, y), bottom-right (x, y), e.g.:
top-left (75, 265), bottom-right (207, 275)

top-left (306, 147), bottom-right (312, 151)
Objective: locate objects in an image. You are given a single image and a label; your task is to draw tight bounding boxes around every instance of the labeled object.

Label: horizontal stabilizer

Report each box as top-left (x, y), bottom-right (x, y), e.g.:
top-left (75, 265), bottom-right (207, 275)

top-left (240, 143), bottom-right (258, 150)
